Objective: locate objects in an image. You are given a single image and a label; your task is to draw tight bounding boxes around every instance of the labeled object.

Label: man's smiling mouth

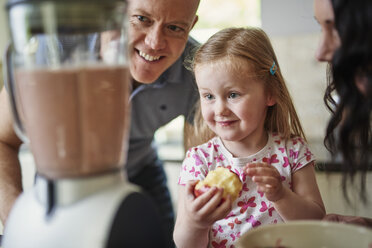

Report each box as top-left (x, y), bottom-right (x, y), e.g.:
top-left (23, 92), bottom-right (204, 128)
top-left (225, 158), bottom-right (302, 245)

top-left (137, 49), bottom-right (162, 62)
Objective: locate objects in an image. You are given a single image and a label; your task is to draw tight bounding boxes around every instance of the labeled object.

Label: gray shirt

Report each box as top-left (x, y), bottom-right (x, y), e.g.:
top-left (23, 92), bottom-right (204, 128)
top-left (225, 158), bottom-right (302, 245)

top-left (127, 38), bottom-right (199, 177)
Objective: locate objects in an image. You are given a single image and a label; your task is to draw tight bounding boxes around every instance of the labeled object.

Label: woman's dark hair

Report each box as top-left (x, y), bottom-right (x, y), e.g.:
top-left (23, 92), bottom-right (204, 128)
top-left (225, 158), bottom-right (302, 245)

top-left (324, 0), bottom-right (372, 203)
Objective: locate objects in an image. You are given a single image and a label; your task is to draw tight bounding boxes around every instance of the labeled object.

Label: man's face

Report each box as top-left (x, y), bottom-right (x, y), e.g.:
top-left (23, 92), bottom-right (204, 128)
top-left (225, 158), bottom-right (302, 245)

top-left (128, 0), bottom-right (199, 84)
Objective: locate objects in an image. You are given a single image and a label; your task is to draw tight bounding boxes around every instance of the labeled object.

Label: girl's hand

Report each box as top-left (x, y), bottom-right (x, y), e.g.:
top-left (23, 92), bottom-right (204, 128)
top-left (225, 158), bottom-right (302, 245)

top-left (244, 163), bottom-right (285, 202)
top-left (183, 180), bottom-right (232, 229)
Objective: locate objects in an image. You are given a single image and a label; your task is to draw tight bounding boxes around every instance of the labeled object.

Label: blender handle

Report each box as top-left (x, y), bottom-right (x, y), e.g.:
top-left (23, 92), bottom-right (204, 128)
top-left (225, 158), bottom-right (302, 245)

top-left (3, 43), bottom-right (29, 143)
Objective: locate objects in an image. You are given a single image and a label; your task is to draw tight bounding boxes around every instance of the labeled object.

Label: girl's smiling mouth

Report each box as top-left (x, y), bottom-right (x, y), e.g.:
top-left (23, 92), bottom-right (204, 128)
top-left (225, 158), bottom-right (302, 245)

top-left (216, 120), bottom-right (237, 127)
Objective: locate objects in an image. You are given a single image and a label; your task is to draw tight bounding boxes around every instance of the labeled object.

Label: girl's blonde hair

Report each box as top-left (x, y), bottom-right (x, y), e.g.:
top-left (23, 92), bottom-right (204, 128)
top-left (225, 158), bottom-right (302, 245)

top-left (185, 27), bottom-right (306, 149)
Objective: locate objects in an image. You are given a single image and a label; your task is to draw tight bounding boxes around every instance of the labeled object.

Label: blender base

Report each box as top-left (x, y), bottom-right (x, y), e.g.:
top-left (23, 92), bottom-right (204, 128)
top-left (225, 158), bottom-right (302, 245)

top-left (2, 170), bottom-right (167, 247)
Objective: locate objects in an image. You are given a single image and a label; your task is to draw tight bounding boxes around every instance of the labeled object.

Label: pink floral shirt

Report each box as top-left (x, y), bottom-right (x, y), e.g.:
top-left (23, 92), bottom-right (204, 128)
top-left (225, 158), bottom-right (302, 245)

top-left (178, 132), bottom-right (315, 248)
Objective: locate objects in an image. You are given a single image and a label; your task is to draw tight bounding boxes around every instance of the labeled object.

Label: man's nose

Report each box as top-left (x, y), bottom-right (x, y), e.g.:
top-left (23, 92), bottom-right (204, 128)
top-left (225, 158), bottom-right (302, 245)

top-left (144, 25), bottom-right (166, 50)
top-left (315, 34), bottom-right (333, 62)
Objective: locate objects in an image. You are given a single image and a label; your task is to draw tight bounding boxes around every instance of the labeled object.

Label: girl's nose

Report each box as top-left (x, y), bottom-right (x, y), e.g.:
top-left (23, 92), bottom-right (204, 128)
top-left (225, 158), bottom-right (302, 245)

top-left (215, 100), bottom-right (229, 116)
top-left (144, 25), bottom-right (166, 50)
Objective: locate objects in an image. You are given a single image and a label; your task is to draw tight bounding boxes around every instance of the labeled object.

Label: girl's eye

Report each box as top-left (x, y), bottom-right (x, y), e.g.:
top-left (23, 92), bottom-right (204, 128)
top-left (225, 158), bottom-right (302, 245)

top-left (205, 94), bottom-right (214, 100)
top-left (229, 92), bottom-right (239, 99)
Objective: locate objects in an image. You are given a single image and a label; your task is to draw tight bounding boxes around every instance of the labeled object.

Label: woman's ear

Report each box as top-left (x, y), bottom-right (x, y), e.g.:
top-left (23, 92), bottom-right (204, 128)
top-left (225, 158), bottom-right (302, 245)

top-left (355, 74), bottom-right (369, 96)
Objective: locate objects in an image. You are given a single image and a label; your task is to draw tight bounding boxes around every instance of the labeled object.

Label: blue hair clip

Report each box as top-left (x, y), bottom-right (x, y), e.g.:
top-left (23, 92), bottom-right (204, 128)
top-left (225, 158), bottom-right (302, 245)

top-left (270, 61), bottom-right (277, 75)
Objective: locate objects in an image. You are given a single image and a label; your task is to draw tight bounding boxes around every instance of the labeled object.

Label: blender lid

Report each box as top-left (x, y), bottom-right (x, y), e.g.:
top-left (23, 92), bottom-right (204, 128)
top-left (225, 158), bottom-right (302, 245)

top-left (6, 0), bottom-right (126, 10)
top-left (6, 0), bottom-right (128, 34)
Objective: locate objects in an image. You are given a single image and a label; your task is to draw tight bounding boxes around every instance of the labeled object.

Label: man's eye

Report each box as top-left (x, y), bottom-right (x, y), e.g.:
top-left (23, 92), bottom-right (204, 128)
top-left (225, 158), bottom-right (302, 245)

top-left (136, 15), bottom-right (149, 23)
top-left (168, 25), bottom-right (184, 32)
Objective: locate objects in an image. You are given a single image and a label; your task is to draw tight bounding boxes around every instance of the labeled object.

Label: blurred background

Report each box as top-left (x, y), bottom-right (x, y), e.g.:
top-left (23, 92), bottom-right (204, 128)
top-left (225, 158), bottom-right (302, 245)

top-left (0, 0), bottom-right (371, 235)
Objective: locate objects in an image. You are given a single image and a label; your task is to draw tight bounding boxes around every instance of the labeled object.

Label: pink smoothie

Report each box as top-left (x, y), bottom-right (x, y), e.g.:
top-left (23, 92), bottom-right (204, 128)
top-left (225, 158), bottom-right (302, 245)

top-left (15, 66), bottom-right (131, 179)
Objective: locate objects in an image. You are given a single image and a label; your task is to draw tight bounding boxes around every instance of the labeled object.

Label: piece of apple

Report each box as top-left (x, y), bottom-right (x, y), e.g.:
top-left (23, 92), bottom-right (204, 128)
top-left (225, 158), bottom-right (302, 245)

top-left (193, 184), bottom-right (211, 198)
top-left (192, 167), bottom-right (242, 202)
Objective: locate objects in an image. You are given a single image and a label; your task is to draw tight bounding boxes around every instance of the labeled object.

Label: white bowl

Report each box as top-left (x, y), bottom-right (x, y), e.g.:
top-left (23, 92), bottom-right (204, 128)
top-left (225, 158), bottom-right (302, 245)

top-left (236, 220), bottom-right (372, 248)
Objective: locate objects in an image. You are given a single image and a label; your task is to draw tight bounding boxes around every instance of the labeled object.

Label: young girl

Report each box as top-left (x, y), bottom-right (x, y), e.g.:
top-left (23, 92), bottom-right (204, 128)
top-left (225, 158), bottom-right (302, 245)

top-left (173, 27), bottom-right (325, 248)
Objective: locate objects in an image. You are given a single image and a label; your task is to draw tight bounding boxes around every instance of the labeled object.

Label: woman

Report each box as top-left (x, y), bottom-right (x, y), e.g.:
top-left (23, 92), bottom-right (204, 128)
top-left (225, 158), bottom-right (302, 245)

top-left (314, 0), bottom-right (372, 227)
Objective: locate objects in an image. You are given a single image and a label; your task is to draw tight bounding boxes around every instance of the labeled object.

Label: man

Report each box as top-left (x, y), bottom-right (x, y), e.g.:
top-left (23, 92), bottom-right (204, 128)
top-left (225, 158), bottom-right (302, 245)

top-left (0, 0), bottom-right (200, 246)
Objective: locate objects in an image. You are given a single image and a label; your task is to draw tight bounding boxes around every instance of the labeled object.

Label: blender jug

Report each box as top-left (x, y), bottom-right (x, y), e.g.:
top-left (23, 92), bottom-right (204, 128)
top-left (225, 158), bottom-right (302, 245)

top-left (0, 0), bottom-right (169, 247)
top-left (4, 0), bottom-right (131, 179)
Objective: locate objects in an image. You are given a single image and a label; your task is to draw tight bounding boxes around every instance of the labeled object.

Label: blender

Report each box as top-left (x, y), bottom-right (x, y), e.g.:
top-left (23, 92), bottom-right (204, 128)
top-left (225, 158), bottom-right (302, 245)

top-left (1, 0), bottom-right (166, 247)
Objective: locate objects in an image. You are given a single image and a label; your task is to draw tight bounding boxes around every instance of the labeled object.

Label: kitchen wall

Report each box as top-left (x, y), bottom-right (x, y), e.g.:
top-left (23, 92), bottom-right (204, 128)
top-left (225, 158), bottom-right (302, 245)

top-left (262, 0), bottom-right (330, 144)
top-left (0, 0), bottom-right (8, 90)
top-left (0, 0), bottom-right (6, 235)
top-left (0, 0), bottom-right (8, 60)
